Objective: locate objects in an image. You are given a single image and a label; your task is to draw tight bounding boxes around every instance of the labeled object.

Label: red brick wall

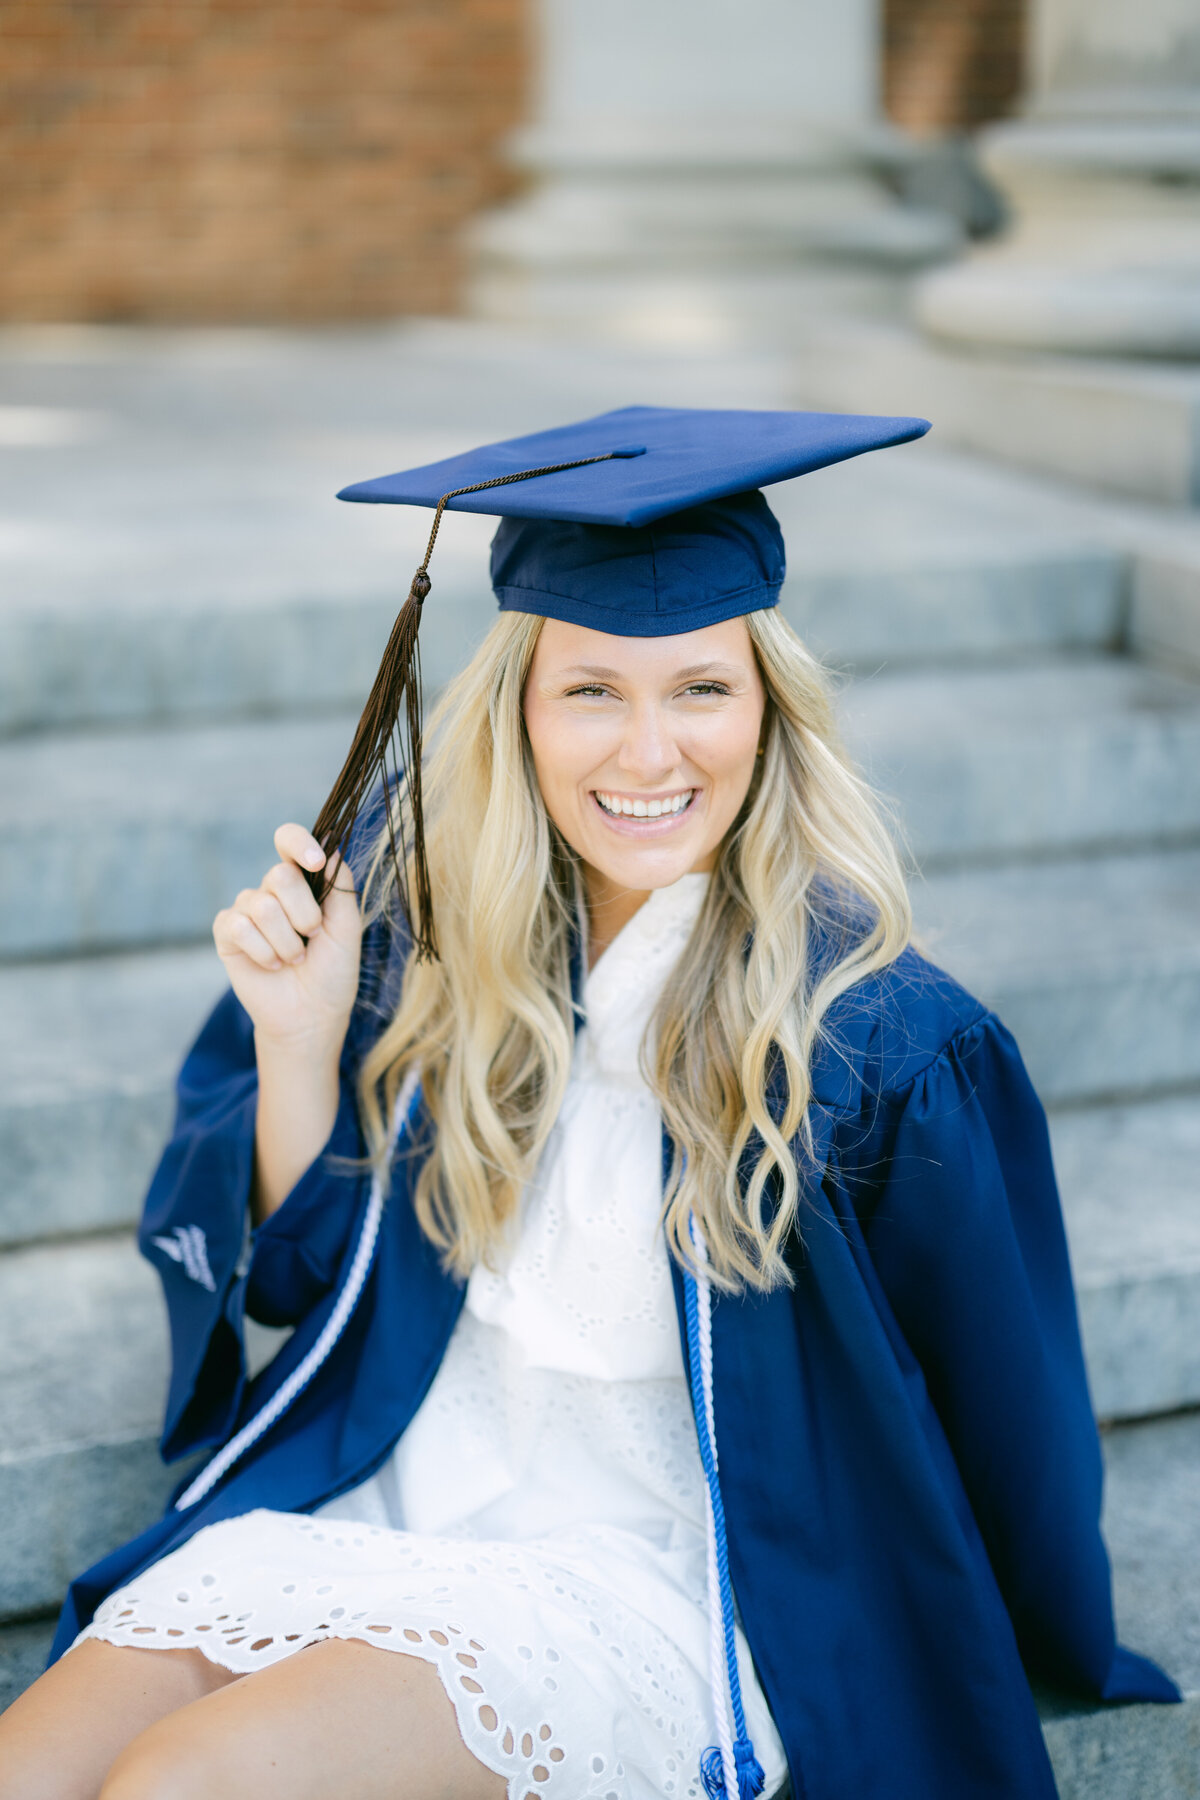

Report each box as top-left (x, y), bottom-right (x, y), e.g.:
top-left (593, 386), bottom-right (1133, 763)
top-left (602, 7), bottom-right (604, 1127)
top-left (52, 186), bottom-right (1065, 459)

top-left (884, 0), bottom-right (1026, 134)
top-left (0, 0), bottom-right (527, 322)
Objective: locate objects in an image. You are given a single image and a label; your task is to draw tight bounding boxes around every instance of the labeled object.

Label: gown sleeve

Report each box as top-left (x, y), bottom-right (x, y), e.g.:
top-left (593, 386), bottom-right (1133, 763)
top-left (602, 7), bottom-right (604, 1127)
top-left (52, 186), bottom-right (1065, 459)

top-left (139, 987), bottom-right (372, 1462)
top-left (856, 1011), bottom-right (1180, 1705)
top-left (139, 798), bottom-right (407, 1465)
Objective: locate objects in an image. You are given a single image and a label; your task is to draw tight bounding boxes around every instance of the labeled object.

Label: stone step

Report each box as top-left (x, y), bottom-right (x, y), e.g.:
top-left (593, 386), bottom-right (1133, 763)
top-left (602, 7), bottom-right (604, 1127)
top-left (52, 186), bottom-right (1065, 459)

top-left (0, 1234), bottom-right (288, 1622)
top-left (10, 650), bottom-right (1199, 961)
top-left (919, 846), bottom-right (1200, 1105)
top-left (0, 1236), bottom-right (177, 1621)
top-left (1051, 1095), bottom-right (1200, 1424)
top-left (1132, 534), bottom-right (1200, 682)
top-left (0, 1618), bottom-right (56, 1714)
top-left (788, 316), bottom-right (1200, 506)
top-left (1, 1117), bottom-right (1195, 1629)
top-left (841, 656), bottom-right (1200, 866)
top-left (4, 841), bottom-right (1200, 1249)
top-left (5, 958), bottom-right (1194, 1421)
top-left (0, 947), bottom-right (224, 1249)
top-left (2, 1304), bottom-right (1196, 1800)
top-left (0, 524), bottom-right (1124, 739)
top-left (4, 986), bottom-right (1198, 1427)
top-left (0, 316), bottom-right (1134, 736)
top-left (772, 442), bottom-right (1126, 673)
top-left (0, 713), bottom-right (359, 958)
top-left (1041, 1410), bottom-right (1200, 1797)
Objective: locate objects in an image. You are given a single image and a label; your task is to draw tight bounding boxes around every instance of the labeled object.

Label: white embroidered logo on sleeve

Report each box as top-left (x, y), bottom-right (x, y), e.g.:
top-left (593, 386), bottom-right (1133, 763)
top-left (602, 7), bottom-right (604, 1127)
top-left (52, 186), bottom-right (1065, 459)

top-left (151, 1225), bottom-right (217, 1292)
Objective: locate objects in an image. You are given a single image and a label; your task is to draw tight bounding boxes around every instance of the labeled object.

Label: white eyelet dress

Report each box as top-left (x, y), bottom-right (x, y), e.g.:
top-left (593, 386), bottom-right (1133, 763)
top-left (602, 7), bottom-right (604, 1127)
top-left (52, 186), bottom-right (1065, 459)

top-left (74, 873), bottom-right (788, 1800)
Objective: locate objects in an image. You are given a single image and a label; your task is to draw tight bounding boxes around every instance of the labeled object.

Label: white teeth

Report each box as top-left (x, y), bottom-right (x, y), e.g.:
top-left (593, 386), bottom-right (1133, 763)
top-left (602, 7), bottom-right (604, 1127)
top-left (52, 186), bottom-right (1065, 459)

top-left (595, 789), bottom-right (694, 818)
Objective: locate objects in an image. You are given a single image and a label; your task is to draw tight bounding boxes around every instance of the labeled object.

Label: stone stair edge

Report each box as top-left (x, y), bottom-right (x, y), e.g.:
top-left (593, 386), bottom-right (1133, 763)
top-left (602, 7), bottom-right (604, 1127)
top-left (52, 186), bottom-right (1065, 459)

top-left (786, 316), bottom-right (1200, 505)
top-left (0, 549), bottom-right (1128, 736)
top-left (7, 665), bottom-right (1200, 957)
top-left (2, 1402), bottom-right (1195, 1800)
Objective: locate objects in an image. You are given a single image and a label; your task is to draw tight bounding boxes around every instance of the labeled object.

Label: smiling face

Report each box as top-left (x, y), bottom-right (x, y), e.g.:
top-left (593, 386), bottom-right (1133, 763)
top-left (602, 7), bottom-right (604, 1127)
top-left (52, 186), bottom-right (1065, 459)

top-left (522, 614), bottom-right (766, 949)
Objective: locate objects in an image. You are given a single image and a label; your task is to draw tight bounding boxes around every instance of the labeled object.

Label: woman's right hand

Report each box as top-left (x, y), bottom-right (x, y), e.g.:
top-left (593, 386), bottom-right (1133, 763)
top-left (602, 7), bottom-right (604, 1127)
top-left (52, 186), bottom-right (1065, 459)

top-left (213, 823), bottom-right (363, 1059)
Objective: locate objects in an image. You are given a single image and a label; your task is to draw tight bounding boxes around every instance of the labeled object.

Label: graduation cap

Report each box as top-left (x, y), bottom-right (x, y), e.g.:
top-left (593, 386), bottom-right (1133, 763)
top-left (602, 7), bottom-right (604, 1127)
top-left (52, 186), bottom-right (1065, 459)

top-left (320, 404), bottom-right (930, 958)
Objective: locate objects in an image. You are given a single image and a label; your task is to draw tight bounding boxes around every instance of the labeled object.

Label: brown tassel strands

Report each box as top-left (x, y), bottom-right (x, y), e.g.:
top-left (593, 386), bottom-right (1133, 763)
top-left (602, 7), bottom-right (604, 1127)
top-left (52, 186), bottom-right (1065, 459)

top-left (308, 450), bottom-right (631, 961)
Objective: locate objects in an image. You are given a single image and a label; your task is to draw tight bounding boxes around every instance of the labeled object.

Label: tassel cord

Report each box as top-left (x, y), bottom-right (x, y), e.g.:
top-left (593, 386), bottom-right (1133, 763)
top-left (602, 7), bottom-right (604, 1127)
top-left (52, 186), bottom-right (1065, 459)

top-left (310, 450), bottom-right (630, 961)
top-left (685, 1219), bottom-right (766, 1800)
top-left (173, 1070), bottom-right (423, 1512)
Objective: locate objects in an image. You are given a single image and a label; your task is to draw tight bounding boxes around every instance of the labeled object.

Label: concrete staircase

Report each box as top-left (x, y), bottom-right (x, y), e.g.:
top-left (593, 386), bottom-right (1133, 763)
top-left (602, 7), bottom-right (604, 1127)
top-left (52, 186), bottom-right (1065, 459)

top-left (0, 322), bottom-right (1197, 1791)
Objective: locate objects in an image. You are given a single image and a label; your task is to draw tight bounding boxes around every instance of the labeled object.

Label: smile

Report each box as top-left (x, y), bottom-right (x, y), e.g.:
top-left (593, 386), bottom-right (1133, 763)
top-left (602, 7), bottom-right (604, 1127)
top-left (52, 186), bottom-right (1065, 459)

top-left (593, 789), bottom-right (696, 820)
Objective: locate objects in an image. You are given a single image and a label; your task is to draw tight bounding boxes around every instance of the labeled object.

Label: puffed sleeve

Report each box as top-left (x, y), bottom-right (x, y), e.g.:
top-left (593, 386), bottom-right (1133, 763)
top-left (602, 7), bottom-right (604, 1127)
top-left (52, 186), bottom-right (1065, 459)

top-left (858, 1012), bottom-right (1179, 1705)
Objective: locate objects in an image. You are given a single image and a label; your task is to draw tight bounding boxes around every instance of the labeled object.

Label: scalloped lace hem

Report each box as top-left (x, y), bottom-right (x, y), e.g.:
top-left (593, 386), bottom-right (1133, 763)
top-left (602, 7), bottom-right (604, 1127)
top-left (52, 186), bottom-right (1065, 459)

top-left (78, 1614), bottom-right (634, 1800)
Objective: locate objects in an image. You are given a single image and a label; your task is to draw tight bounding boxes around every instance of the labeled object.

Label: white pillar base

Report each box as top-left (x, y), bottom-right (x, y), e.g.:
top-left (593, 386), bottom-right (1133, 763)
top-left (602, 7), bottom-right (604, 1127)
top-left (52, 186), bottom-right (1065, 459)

top-left (915, 115), bottom-right (1200, 357)
top-left (468, 122), bottom-right (958, 345)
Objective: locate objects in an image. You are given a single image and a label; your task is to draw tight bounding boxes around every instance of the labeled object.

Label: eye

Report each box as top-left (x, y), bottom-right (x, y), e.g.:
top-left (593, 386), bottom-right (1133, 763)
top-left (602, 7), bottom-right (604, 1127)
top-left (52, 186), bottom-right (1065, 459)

top-left (565, 683), bottom-right (612, 699)
top-left (681, 681), bottom-right (730, 697)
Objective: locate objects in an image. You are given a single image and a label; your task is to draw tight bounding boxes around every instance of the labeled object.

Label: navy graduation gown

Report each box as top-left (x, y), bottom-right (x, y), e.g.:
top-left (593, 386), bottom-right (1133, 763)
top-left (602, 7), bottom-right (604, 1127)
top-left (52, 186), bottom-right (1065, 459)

top-left (51, 902), bottom-right (1179, 1800)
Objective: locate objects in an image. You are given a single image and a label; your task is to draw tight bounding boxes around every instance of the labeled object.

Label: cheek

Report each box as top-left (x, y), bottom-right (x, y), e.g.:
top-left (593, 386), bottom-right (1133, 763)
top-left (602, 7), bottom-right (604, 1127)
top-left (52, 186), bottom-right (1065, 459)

top-left (686, 711), bottom-right (762, 797)
top-left (524, 704), bottom-right (594, 834)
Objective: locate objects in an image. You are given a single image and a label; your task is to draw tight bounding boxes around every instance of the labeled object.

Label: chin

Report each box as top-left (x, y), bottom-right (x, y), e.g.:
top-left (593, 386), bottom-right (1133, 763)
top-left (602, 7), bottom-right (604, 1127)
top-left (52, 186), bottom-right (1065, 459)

top-left (589, 843), bottom-right (702, 891)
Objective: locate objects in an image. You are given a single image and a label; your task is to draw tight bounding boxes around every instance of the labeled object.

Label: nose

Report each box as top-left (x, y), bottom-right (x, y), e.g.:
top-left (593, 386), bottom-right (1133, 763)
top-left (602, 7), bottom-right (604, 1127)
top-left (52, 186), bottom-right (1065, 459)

top-left (615, 699), bottom-right (682, 784)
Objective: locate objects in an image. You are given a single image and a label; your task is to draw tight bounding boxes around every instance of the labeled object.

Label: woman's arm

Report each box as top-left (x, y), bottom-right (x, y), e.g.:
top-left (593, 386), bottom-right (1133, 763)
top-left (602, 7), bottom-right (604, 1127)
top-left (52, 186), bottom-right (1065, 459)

top-left (211, 822), bottom-right (363, 1223)
top-left (139, 822), bottom-right (369, 1461)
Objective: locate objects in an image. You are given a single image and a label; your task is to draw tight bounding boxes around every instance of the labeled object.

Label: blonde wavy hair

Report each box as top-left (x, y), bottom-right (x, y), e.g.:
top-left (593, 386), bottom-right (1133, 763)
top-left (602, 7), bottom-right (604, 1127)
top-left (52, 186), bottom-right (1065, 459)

top-left (358, 606), bottom-right (911, 1293)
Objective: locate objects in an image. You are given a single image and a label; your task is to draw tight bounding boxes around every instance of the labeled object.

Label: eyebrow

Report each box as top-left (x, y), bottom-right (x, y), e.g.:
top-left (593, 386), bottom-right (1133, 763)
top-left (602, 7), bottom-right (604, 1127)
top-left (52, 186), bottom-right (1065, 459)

top-left (559, 661), bottom-right (743, 681)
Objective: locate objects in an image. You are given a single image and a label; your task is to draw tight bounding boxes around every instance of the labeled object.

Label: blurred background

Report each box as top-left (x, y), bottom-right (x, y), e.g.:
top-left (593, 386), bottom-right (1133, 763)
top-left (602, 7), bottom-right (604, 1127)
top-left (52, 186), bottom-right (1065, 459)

top-left (1, 1), bottom-right (1198, 1785)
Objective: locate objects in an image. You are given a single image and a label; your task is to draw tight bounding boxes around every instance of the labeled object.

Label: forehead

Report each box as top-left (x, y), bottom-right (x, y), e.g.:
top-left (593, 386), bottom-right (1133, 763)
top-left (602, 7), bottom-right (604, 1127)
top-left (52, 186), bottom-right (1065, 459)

top-left (530, 613), bottom-right (756, 676)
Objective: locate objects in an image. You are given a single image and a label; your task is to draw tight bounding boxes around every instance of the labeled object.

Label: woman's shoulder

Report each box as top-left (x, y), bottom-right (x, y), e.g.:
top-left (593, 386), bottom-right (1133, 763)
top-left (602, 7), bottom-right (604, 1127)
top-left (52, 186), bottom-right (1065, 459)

top-left (810, 938), bottom-right (995, 1115)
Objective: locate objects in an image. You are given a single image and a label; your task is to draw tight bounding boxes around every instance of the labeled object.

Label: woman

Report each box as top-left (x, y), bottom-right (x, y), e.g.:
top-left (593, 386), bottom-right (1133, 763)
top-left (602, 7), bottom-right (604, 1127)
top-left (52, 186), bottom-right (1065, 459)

top-left (0, 408), bottom-right (1177, 1800)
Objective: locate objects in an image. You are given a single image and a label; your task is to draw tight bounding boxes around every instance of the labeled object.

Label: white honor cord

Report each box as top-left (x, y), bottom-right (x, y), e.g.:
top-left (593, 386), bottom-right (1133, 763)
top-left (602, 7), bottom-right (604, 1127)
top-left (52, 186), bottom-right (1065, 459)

top-left (695, 1226), bottom-right (739, 1800)
top-left (175, 1066), bottom-right (422, 1513)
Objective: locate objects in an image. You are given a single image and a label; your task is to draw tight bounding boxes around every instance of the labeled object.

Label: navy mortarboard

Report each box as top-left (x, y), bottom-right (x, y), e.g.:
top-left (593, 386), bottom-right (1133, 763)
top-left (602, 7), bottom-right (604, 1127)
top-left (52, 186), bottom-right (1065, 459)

top-left (317, 404), bottom-right (930, 956)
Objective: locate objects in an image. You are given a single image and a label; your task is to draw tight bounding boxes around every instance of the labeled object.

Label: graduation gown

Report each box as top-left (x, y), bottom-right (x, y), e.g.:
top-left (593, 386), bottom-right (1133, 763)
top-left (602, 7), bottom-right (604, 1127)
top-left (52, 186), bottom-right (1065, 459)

top-left (51, 892), bottom-right (1179, 1800)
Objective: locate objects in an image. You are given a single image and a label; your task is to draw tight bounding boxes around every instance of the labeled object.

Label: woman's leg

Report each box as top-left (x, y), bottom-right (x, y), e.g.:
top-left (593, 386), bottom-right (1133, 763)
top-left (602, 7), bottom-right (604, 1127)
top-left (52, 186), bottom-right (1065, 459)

top-left (99, 1637), bottom-right (508, 1800)
top-left (0, 1639), bottom-right (238, 1800)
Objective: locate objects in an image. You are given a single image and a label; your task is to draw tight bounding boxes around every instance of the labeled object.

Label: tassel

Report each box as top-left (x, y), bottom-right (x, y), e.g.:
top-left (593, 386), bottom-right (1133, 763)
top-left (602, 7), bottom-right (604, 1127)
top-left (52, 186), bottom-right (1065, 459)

top-left (699, 1740), bottom-right (766, 1800)
top-left (700, 1746), bottom-right (727, 1799)
top-left (309, 562), bottom-right (437, 960)
top-left (735, 1736), bottom-right (767, 1800)
top-left (308, 448), bottom-right (635, 960)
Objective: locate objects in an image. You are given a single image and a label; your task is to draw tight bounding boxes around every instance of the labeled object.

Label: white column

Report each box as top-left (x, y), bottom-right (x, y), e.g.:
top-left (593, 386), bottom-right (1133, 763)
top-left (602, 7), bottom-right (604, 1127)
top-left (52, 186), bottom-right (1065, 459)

top-left (915, 0), bottom-right (1200, 356)
top-left (467, 0), bottom-right (957, 344)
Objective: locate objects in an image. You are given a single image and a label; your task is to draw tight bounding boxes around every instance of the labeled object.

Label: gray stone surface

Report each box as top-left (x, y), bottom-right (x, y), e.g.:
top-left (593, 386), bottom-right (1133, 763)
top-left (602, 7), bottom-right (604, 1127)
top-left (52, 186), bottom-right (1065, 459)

top-left (3, 868), bottom-right (1198, 1251)
top-left (0, 947), bottom-right (224, 1247)
top-left (0, 713), bottom-right (360, 957)
top-left (2, 319), bottom-right (1199, 1797)
top-left (0, 1618), bottom-right (56, 1714)
top-left (0, 1137), bottom-right (1192, 1625)
top-left (1042, 1411), bottom-right (1200, 1798)
top-left (1133, 541), bottom-right (1200, 682)
top-left (841, 656), bottom-right (1200, 864)
top-left (789, 316), bottom-right (1200, 505)
top-left (1053, 1097), bottom-right (1200, 1422)
top-left (785, 545), bottom-right (1121, 674)
top-left (1104, 1412), bottom-right (1200, 1703)
top-left (918, 848), bottom-right (1200, 1102)
top-left (0, 1237), bottom-right (174, 1617)
top-left (0, 319), bottom-right (788, 734)
top-left (0, 321), bottom-right (1135, 738)
top-left (13, 651), bottom-right (1200, 961)
top-left (3, 1393), bottom-right (1196, 1800)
